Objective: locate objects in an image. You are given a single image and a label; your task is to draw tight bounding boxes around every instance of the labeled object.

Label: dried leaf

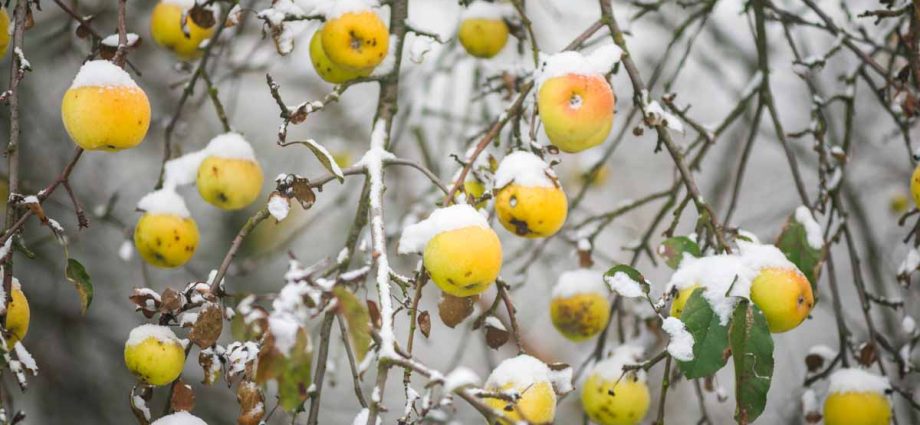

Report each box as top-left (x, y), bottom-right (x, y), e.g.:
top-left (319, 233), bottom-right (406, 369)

top-left (188, 5), bottom-right (216, 29)
top-left (129, 288), bottom-right (161, 319)
top-left (189, 302), bottom-right (223, 348)
top-left (804, 353), bottom-right (824, 373)
top-left (334, 287), bottom-right (372, 362)
top-left (438, 294), bottom-right (476, 328)
top-left (169, 379), bottom-right (196, 413)
top-left (485, 320), bottom-right (509, 349)
top-left (129, 384), bottom-right (153, 425)
top-left (160, 288), bottom-right (182, 313)
top-left (366, 300), bottom-right (382, 329)
top-left (858, 342), bottom-right (877, 367)
top-left (237, 380), bottom-right (265, 425)
top-left (418, 310), bottom-right (431, 338)
top-left (198, 349), bottom-right (221, 385)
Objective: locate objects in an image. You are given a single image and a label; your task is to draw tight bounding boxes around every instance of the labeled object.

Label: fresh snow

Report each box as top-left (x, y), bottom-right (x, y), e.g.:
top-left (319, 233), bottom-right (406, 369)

top-left (494, 151), bottom-right (557, 189)
top-left (136, 188), bottom-right (191, 218)
top-left (397, 204), bottom-right (490, 254)
top-left (351, 408), bottom-right (381, 425)
top-left (326, 0), bottom-right (375, 19)
top-left (268, 194), bottom-right (291, 221)
top-left (444, 367), bottom-right (481, 392)
top-left (100, 33), bottom-right (140, 47)
top-left (662, 317), bottom-right (694, 361)
top-left (590, 345), bottom-right (646, 382)
top-left (898, 248), bottom-right (920, 275)
top-left (666, 254), bottom-right (757, 325)
top-left (552, 269), bottom-right (607, 299)
top-left (485, 354), bottom-right (551, 390)
top-left (70, 60), bottom-right (138, 89)
top-left (460, 1), bottom-right (513, 20)
top-left (162, 132), bottom-right (258, 188)
top-left (534, 48), bottom-right (620, 89)
top-left (126, 324), bottom-right (180, 347)
top-left (827, 368), bottom-right (890, 396)
top-left (794, 206), bottom-right (824, 250)
top-left (604, 270), bottom-right (645, 298)
top-left (151, 411), bottom-right (208, 425)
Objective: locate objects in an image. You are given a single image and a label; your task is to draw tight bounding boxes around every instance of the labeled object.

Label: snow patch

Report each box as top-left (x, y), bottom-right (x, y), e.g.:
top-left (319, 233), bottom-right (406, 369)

top-left (666, 254), bottom-right (757, 325)
top-left (268, 194), bottom-right (291, 221)
top-left (136, 188), bottom-right (191, 218)
top-left (460, 1), bottom-right (513, 20)
top-left (604, 271), bottom-right (645, 298)
top-left (70, 60), bottom-right (138, 89)
top-left (552, 269), bottom-right (607, 299)
top-left (126, 324), bottom-right (180, 347)
top-left (151, 411), bottom-right (208, 425)
top-left (485, 354), bottom-right (551, 390)
top-left (794, 206), bottom-right (824, 250)
top-left (662, 317), bottom-right (694, 361)
top-left (444, 367), bottom-right (481, 392)
top-left (397, 204), bottom-right (490, 254)
top-left (494, 151), bottom-right (557, 189)
top-left (827, 368), bottom-right (890, 396)
top-left (589, 345), bottom-right (646, 382)
top-left (351, 408), bottom-right (381, 425)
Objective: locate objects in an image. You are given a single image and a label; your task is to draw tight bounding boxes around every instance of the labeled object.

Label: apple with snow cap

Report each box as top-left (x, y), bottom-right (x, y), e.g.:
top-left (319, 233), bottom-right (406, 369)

top-left (581, 346), bottom-right (650, 425)
top-left (150, 0), bottom-right (218, 60)
top-left (194, 133), bottom-right (264, 210)
top-left (483, 354), bottom-right (557, 424)
top-left (134, 188), bottom-right (200, 268)
top-left (399, 204), bottom-right (502, 297)
top-left (61, 60), bottom-right (151, 151)
top-left (494, 151), bottom-right (567, 238)
top-left (124, 324), bottom-right (187, 386)
top-left (321, 0), bottom-right (389, 72)
top-left (458, 1), bottom-right (510, 59)
top-left (549, 269), bottom-right (610, 342)
top-left (740, 242), bottom-right (814, 333)
top-left (151, 411), bottom-right (208, 425)
top-left (310, 25), bottom-right (373, 84)
top-left (536, 51), bottom-right (616, 153)
top-left (823, 368), bottom-right (891, 425)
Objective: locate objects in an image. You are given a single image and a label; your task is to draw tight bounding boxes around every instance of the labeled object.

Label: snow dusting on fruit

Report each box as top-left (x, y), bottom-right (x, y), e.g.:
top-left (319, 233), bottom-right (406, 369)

top-left (69, 60), bottom-right (138, 89)
top-left (151, 411), bottom-right (208, 425)
top-left (666, 254), bottom-right (757, 325)
top-left (397, 204), bottom-right (490, 254)
top-left (534, 46), bottom-right (621, 89)
top-left (126, 324), bottom-right (180, 348)
top-left (325, 0), bottom-right (376, 19)
top-left (590, 345), bottom-right (646, 382)
top-left (460, 1), bottom-right (513, 21)
top-left (827, 368), bottom-right (890, 395)
top-left (162, 132), bottom-right (258, 187)
top-left (494, 151), bottom-right (557, 189)
top-left (485, 354), bottom-right (551, 390)
top-left (136, 188), bottom-right (192, 218)
top-left (552, 269), bottom-right (607, 299)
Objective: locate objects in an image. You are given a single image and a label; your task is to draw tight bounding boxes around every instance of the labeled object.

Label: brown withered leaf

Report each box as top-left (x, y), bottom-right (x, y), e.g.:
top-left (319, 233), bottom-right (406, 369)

top-left (23, 200), bottom-right (47, 223)
top-left (438, 294), bottom-right (477, 328)
top-left (805, 411), bottom-right (823, 424)
top-left (189, 302), bottom-right (223, 348)
top-left (169, 380), bottom-right (196, 413)
top-left (75, 17), bottom-right (94, 39)
top-left (188, 4), bottom-right (216, 29)
top-left (485, 319), bottom-right (509, 350)
top-left (367, 300), bottom-right (382, 329)
top-left (858, 342), bottom-right (877, 367)
top-left (418, 310), bottom-right (431, 338)
top-left (160, 288), bottom-right (182, 313)
top-left (129, 289), bottom-right (161, 319)
top-left (23, 7), bottom-right (33, 30)
top-left (237, 380), bottom-right (265, 425)
top-left (804, 353), bottom-right (824, 373)
top-left (129, 384), bottom-right (153, 425)
top-left (198, 350), bottom-right (221, 385)
top-left (290, 178), bottom-right (315, 209)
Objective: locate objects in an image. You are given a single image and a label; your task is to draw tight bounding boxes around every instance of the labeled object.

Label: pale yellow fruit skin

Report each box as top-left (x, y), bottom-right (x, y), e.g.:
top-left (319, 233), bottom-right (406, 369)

top-left (464, 180), bottom-right (487, 209)
top-left (669, 284), bottom-right (700, 318)
top-left (749, 267), bottom-right (814, 333)
top-left (310, 27), bottom-right (372, 84)
top-left (196, 156), bottom-right (264, 210)
top-left (150, 2), bottom-right (216, 60)
top-left (61, 86), bottom-right (151, 151)
top-left (458, 18), bottom-right (509, 58)
top-left (134, 213), bottom-right (200, 268)
top-left (538, 74), bottom-right (615, 153)
top-left (5, 286), bottom-right (29, 345)
top-left (495, 184), bottom-right (567, 238)
top-left (485, 381), bottom-right (556, 424)
top-left (824, 392), bottom-right (891, 425)
top-left (581, 374), bottom-right (650, 425)
top-left (424, 226), bottom-right (502, 297)
top-left (911, 164), bottom-right (920, 209)
top-left (0, 8), bottom-right (9, 58)
top-left (321, 11), bottom-right (389, 71)
top-left (550, 293), bottom-right (610, 342)
top-left (124, 336), bottom-right (186, 386)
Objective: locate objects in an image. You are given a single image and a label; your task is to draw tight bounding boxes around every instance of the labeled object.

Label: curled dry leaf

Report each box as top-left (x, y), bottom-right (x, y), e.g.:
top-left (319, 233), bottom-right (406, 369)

top-left (169, 379), bottom-right (196, 413)
top-left (484, 319), bottom-right (510, 349)
top-left (129, 384), bottom-right (153, 425)
top-left (367, 300), bottom-right (382, 329)
top-left (418, 310), bottom-right (431, 338)
top-left (189, 302), bottom-right (223, 348)
top-left (438, 294), bottom-right (477, 328)
top-left (237, 380), bottom-right (265, 425)
top-left (129, 288), bottom-right (161, 319)
top-left (858, 342), bottom-right (877, 367)
top-left (188, 4), bottom-right (216, 29)
top-left (160, 288), bottom-right (183, 314)
top-left (804, 353), bottom-right (824, 373)
top-left (199, 349), bottom-right (221, 385)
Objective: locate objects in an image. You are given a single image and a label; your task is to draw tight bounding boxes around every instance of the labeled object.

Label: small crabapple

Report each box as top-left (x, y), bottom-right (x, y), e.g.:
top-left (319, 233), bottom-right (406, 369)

top-left (424, 226), bottom-right (502, 297)
top-left (196, 156), bottom-right (263, 211)
top-left (4, 280), bottom-right (29, 345)
top-left (310, 26), bottom-right (372, 84)
top-left (321, 9), bottom-right (389, 71)
top-left (458, 17), bottom-right (509, 59)
top-left (749, 267), bottom-right (814, 333)
top-left (537, 73), bottom-right (615, 153)
top-left (150, 0), bottom-right (217, 61)
top-left (124, 324), bottom-right (186, 386)
top-left (134, 212), bottom-right (200, 268)
top-left (495, 184), bottom-right (567, 238)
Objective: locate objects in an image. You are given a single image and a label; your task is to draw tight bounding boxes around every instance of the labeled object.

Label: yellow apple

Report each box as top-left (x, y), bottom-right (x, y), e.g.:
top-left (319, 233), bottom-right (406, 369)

top-left (134, 212), bottom-right (200, 268)
top-left (484, 355), bottom-right (556, 424)
top-left (124, 324), bottom-right (186, 386)
top-left (5, 280), bottom-right (29, 346)
top-left (458, 18), bottom-right (508, 58)
top-left (495, 184), bottom-right (567, 238)
top-left (321, 10), bottom-right (389, 71)
top-left (197, 156), bottom-right (263, 210)
top-left (669, 284), bottom-right (700, 319)
top-left (150, 0), bottom-right (217, 60)
top-left (61, 60), bottom-right (150, 152)
top-left (0, 8), bottom-right (9, 58)
top-left (310, 26), bottom-right (373, 84)
top-left (581, 373), bottom-right (650, 425)
top-left (749, 267), bottom-right (813, 333)
top-left (424, 226), bottom-right (502, 297)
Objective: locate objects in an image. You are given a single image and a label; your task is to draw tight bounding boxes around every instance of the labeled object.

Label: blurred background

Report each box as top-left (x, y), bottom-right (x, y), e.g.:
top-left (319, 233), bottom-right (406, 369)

top-left (2, 0), bottom-right (916, 423)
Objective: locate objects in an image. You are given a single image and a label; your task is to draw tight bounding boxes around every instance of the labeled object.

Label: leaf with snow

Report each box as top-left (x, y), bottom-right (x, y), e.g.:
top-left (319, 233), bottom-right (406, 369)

top-left (603, 264), bottom-right (648, 298)
top-left (662, 317), bottom-right (695, 361)
top-left (288, 139), bottom-right (345, 183)
top-left (776, 209), bottom-right (824, 291)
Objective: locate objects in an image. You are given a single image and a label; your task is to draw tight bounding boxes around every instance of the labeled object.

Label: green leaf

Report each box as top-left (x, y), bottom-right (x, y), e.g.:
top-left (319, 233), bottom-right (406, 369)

top-left (775, 214), bottom-right (824, 292)
top-left (65, 258), bottom-right (93, 315)
top-left (291, 139), bottom-right (345, 183)
top-left (334, 286), bottom-right (372, 362)
top-left (659, 236), bottom-right (701, 269)
top-left (603, 264), bottom-right (649, 295)
top-left (677, 289), bottom-right (729, 378)
top-left (730, 300), bottom-right (774, 424)
top-left (256, 326), bottom-right (312, 413)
